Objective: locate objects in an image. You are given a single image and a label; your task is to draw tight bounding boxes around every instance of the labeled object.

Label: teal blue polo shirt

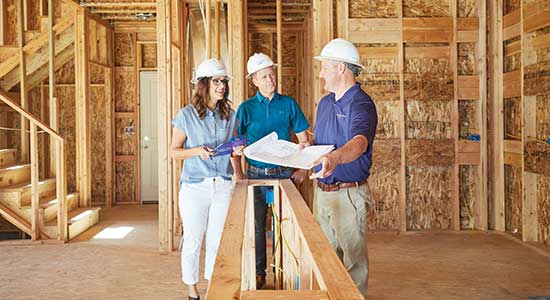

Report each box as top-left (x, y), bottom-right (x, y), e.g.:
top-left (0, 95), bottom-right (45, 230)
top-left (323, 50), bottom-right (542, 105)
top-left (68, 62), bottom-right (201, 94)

top-left (237, 91), bottom-right (310, 168)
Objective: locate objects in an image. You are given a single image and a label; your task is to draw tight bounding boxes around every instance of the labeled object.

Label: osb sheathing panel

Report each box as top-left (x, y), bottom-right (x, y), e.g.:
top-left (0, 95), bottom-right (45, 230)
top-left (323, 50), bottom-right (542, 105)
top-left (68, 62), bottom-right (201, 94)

top-left (374, 101), bottom-right (399, 139)
top-left (349, 0), bottom-right (397, 18)
top-left (115, 161), bottom-right (135, 202)
top-left (282, 76), bottom-right (297, 100)
top-left (537, 175), bottom-right (550, 246)
top-left (115, 118), bottom-right (136, 156)
top-left (368, 139), bottom-right (400, 230)
top-left (504, 164), bottom-right (522, 236)
top-left (115, 33), bottom-right (136, 67)
top-left (114, 69), bottom-right (136, 112)
top-left (460, 165), bottom-right (479, 229)
top-left (55, 59), bottom-right (75, 84)
top-left (5, 0), bottom-right (17, 45)
top-left (141, 44), bottom-right (157, 68)
top-left (406, 101), bottom-right (452, 139)
top-left (403, 0), bottom-right (450, 17)
top-left (358, 44), bottom-right (400, 102)
top-left (406, 166), bottom-right (453, 230)
top-left (503, 0), bottom-right (521, 15)
top-left (458, 43), bottom-right (476, 76)
top-left (7, 113), bottom-right (20, 151)
top-left (406, 139), bottom-right (454, 166)
top-left (57, 87), bottom-right (76, 193)
top-left (90, 64), bottom-right (105, 84)
top-left (503, 37), bottom-right (521, 73)
top-left (404, 54), bottom-right (453, 102)
top-left (91, 86), bottom-right (107, 204)
top-left (282, 34), bottom-right (297, 68)
top-left (459, 100), bottom-right (479, 138)
top-left (368, 166), bottom-right (400, 230)
top-left (524, 61), bottom-right (550, 96)
top-left (504, 97), bottom-right (522, 140)
top-left (536, 94), bottom-right (550, 140)
top-left (523, 27), bottom-right (550, 67)
top-left (458, 0), bottom-right (477, 17)
top-left (524, 142), bottom-right (550, 176)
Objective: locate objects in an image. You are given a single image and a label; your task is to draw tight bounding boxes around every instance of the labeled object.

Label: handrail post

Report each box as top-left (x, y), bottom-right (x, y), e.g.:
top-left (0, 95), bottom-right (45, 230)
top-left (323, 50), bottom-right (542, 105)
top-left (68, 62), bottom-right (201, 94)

top-left (56, 139), bottom-right (67, 241)
top-left (30, 123), bottom-right (39, 240)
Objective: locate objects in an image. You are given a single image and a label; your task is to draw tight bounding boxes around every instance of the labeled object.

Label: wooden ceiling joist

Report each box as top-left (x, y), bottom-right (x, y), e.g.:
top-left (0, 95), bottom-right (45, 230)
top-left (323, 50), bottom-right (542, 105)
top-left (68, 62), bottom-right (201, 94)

top-left (103, 15), bottom-right (156, 20)
top-left (92, 9), bottom-right (156, 14)
top-left (83, 2), bottom-right (156, 8)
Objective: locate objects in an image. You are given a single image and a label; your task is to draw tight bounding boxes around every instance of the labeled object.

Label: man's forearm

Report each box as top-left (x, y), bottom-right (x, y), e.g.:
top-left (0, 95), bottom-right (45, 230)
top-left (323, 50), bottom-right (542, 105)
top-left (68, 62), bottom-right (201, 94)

top-left (329, 135), bottom-right (368, 165)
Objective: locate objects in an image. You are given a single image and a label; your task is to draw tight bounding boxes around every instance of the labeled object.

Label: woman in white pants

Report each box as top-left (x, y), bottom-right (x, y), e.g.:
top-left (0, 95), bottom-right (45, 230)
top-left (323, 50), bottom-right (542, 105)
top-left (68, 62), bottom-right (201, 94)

top-left (170, 59), bottom-right (243, 300)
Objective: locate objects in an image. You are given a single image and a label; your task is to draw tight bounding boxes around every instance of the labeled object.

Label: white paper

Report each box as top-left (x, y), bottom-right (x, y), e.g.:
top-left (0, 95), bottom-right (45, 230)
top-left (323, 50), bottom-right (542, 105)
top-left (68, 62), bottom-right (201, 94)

top-left (243, 132), bottom-right (334, 170)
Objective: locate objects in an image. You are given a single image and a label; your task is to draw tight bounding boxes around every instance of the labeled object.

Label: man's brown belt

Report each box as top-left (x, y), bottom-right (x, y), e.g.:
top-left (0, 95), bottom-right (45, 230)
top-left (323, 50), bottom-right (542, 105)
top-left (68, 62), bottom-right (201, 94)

top-left (316, 179), bottom-right (368, 192)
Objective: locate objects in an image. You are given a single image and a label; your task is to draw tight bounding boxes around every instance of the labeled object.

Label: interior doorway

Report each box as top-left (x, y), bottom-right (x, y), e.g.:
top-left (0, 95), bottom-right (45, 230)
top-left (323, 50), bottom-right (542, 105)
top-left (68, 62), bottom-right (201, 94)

top-left (139, 71), bottom-right (159, 204)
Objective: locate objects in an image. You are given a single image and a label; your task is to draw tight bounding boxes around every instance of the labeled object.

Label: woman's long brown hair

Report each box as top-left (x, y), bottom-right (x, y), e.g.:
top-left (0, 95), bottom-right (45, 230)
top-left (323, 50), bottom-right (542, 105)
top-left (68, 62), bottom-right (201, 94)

top-left (191, 77), bottom-right (232, 121)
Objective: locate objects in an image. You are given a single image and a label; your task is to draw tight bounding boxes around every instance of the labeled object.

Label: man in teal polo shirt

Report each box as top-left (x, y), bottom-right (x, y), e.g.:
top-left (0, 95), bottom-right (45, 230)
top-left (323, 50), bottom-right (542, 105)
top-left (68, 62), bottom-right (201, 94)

top-left (236, 53), bottom-right (310, 289)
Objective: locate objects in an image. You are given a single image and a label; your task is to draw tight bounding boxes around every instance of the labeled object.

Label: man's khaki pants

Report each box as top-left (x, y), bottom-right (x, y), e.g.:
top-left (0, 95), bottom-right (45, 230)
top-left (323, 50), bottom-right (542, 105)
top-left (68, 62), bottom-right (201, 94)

top-left (314, 183), bottom-right (371, 296)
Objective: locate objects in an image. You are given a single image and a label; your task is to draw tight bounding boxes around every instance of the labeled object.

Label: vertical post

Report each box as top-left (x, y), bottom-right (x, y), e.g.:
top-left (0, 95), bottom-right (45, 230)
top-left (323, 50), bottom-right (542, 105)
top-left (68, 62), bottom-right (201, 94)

top-left (17, 0), bottom-right (29, 163)
top-left (135, 33), bottom-right (141, 204)
top-left (104, 27), bottom-right (114, 208)
top-left (312, 0), bottom-right (331, 106)
top-left (48, 0), bottom-right (56, 177)
top-left (205, 0), bottom-right (211, 58)
top-left (75, 9), bottom-right (91, 208)
top-left (157, 0), bottom-right (174, 252)
top-left (214, 0), bottom-right (220, 59)
top-left (228, 0), bottom-right (245, 108)
top-left (477, 0), bottom-right (488, 230)
top-left (56, 136), bottom-right (67, 241)
top-left (492, 0), bottom-right (505, 231)
top-left (1, 0), bottom-right (6, 45)
top-left (276, 0), bottom-right (282, 94)
top-left (451, 0), bottom-right (460, 231)
top-left (30, 123), bottom-right (39, 240)
top-left (397, 0), bottom-right (407, 232)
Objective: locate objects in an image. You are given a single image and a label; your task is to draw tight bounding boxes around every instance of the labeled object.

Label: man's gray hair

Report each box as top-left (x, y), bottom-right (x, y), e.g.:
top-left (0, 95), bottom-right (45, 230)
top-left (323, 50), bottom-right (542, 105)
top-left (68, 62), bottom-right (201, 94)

top-left (345, 62), bottom-right (362, 77)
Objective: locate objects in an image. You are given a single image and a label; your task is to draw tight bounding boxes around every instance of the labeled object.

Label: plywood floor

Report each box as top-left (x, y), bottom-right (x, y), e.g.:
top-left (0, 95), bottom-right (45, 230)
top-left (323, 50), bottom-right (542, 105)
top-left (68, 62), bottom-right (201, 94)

top-left (1, 205), bottom-right (549, 300)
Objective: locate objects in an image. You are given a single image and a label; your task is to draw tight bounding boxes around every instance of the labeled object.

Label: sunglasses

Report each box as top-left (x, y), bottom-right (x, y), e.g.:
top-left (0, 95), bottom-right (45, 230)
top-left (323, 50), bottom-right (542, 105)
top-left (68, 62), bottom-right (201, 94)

top-left (211, 78), bottom-right (229, 86)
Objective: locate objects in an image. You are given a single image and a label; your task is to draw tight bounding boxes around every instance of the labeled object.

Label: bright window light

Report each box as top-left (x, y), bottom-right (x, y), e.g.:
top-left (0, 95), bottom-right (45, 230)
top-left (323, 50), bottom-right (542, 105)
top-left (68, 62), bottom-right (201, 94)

top-left (93, 227), bottom-right (134, 240)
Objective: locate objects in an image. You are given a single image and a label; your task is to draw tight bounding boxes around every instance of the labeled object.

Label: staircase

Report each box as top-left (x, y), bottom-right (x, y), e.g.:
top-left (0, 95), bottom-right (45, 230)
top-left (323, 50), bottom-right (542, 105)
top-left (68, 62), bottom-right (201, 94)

top-left (0, 3), bottom-right (100, 241)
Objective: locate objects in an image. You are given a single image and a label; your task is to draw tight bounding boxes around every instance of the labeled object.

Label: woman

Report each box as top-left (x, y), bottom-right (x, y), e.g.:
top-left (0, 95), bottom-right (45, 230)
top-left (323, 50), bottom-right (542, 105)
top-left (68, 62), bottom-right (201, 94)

top-left (170, 58), bottom-right (242, 300)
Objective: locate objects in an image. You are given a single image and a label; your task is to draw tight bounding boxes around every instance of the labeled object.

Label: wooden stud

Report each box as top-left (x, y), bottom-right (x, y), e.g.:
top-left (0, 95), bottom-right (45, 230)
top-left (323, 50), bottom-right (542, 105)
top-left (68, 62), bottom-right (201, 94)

top-left (105, 28), bottom-right (114, 208)
top-left (491, 0), bottom-right (505, 231)
top-left (397, 0), bottom-right (407, 232)
top-left (30, 123), bottom-right (39, 240)
top-left (135, 32), bottom-right (141, 204)
top-left (17, 0), bottom-right (29, 163)
top-left (75, 9), bottom-right (91, 208)
top-left (276, 0), bottom-right (282, 93)
top-left (214, 0), bottom-right (220, 59)
top-left (48, 0), bottom-right (56, 177)
top-left (205, 0), bottom-right (211, 58)
top-left (451, 0), bottom-right (460, 231)
top-left (227, 0), bottom-right (245, 108)
top-left (0, 0), bottom-right (6, 45)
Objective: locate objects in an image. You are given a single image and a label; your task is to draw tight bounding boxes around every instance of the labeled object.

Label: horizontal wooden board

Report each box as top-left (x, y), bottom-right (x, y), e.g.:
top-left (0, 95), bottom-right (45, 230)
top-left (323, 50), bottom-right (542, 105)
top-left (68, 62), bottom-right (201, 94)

top-left (457, 17), bottom-right (479, 30)
top-left (348, 19), bottom-right (401, 43)
top-left (503, 9), bottom-right (520, 28)
top-left (504, 139), bottom-right (522, 154)
top-left (504, 152), bottom-right (522, 167)
top-left (523, 0), bottom-right (550, 33)
top-left (503, 70), bottom-right (521, 98)
top-left (457, 152), bottom-right (480, 165)
top-left (457, 30), bottom-right (478, 42)
top-left (503, 22), bottom-right (521, 41)
top-left (403, 17), bottom-right (453, 43)
top-left (458, 140), bottom-right (480, 153)
top-left (457, 75), bottom-right (480, 99)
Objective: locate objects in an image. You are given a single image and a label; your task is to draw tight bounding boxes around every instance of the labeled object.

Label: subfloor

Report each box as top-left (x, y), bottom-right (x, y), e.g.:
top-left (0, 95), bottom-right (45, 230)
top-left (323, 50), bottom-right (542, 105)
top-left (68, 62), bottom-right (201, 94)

top-left (1, 205), bottom-right (549, 300)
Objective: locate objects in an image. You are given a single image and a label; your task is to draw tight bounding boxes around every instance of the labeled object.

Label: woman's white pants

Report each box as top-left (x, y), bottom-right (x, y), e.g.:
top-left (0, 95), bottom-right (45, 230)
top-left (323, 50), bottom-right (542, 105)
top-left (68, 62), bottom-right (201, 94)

top-left (179, 177), bottom-right (233, 285)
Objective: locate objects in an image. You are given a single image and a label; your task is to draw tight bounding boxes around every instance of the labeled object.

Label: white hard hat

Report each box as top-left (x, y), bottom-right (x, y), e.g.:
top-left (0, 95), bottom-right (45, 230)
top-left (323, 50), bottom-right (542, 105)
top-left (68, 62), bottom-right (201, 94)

top-left (246, 53), bottom-right (278, 79)
top-left (191, 58), bottom-right (232, 84)
top-left (314, 38), bottom-right (365, 70)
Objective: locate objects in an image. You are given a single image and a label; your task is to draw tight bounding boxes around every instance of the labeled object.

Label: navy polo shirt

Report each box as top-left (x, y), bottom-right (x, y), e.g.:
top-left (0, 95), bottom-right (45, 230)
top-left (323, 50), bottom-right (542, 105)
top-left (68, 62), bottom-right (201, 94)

top-left (237, 91), bottom-right (310, 168)
top-left (313, 83), bottom-right (378, 184)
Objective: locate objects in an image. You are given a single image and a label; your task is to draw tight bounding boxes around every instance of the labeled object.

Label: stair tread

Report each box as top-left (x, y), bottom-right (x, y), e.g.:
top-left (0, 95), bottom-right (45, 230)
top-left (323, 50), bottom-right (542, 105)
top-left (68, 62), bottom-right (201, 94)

top-left (36, 192), bottom-right (78, 209)
top-left (0, 163), bottom-right (30, 172)
top-left (45, 207), bottom-right (100, 226)
top-left (0, 177), bottom-right (55, 192)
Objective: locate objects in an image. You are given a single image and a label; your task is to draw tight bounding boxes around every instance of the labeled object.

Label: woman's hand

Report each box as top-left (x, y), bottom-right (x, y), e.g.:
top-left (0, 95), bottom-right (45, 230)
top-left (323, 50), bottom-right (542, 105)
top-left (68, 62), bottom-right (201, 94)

top-left (232, 145), bottom-right (245, 156)
top-left (198, 146), bottom-right (214, 160)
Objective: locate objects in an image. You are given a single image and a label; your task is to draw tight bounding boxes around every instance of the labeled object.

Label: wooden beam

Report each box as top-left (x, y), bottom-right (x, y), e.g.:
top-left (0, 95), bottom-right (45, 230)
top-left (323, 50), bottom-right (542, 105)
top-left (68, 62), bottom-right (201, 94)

top-left (214, 0), bottom-right (220, 59)
top-left (75, 9), bottom-right (91, 208)
top-left (17, 0), bottom-right (28, 163)
top-left (30, 123), bottom-right (39, 240)
top-left (397, 0), bottom-right (407, 232)
top-left (105, 28), bottom-right (114, 208)
top-left (84, 2), bottom-right (157, 7)
top-left (227, 0), bottom-right (245, 108)
top-left (276, 0), bottom-right (282, 93)
top-left (240, 290), bottom-right (329, 300)
top-left (477, 0), bottom-right (488, 231)
top-left (451, 0), bottom-right (460, 231)
top-left (48, 0), bottom-right (56, 177)
top-left (205, 0), bottom-right (211, 57)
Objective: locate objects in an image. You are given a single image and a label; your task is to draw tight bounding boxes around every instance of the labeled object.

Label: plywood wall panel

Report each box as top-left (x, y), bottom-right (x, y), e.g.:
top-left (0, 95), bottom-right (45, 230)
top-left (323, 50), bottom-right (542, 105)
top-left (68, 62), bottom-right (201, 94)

top-left (403, 0), bottom-right (450, 17)
top-left (460, 165), bottom-right (479, 229)
top-left (537, 175), bottom-right (550, 246)
top-left (349, 0), bottom-right (398, 18)
top-left (91, 86), bottom-right (107, 205)
top-left (504, 164), bottom-right (522, 236)
top-left (114, 68), bottom-right (136, 112)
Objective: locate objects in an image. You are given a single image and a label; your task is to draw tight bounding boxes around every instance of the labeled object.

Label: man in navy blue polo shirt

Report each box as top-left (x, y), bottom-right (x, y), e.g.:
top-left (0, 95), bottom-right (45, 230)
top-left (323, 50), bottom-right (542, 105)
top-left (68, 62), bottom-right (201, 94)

top-left (310, 38), bottom-right (378, 296)
top-left (236, 53), bottom-right (310, 289)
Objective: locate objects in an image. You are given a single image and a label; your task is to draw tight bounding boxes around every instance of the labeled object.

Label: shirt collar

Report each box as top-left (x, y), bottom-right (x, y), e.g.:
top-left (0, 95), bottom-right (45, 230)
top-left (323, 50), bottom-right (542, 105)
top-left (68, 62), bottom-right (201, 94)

top-left (256, 91), bottom-right (279, 103)
top-left (334, 82), bottom-right (361, 105)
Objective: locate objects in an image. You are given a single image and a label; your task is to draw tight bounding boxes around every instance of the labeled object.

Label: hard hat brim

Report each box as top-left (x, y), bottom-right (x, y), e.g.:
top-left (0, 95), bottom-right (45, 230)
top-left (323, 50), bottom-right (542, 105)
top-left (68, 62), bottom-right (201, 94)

top-left (313, 55), bottom-right (365, 70)
top-left (246, 63), bottom-right (278, 79)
